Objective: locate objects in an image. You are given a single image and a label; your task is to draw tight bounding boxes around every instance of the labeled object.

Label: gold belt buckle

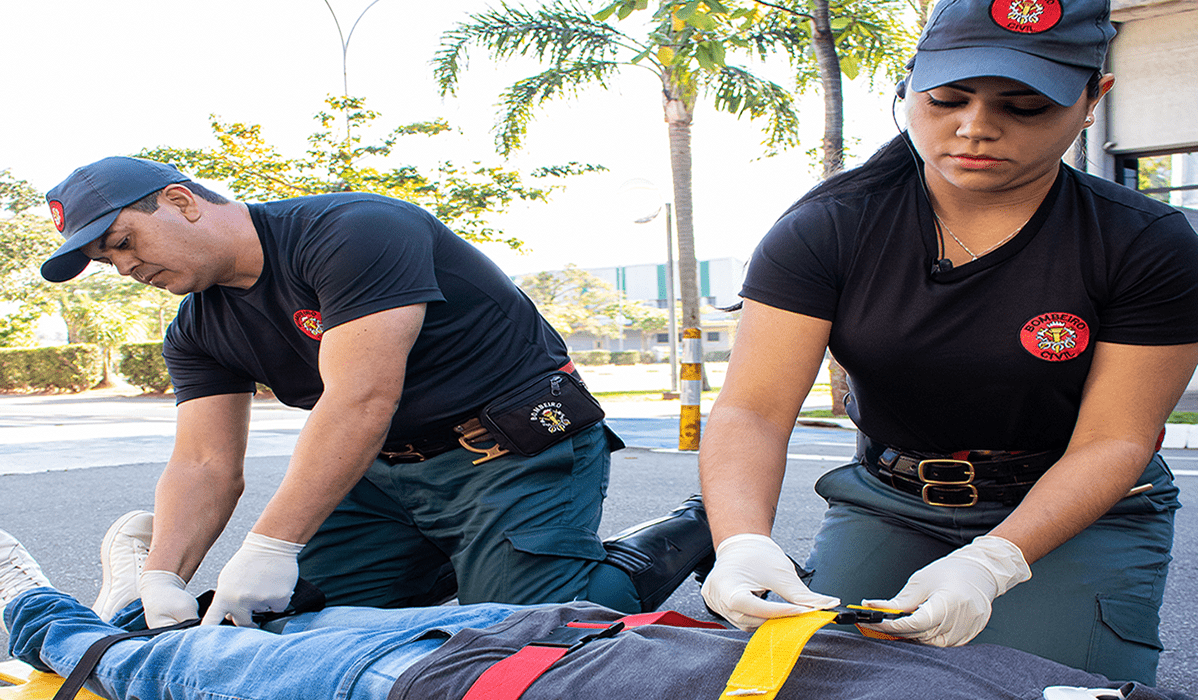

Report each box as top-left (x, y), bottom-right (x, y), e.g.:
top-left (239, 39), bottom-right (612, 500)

top-left (917, 458), bottom-right (974, 485)
top-left (921, 483), bottom-right (979, 507)
top-left (455, 418), bottom-right (510, 465)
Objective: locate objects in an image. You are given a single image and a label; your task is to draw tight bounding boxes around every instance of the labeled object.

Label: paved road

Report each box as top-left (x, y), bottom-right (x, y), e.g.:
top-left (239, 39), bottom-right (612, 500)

top-left (0, 391), bottom-right (1195, 694)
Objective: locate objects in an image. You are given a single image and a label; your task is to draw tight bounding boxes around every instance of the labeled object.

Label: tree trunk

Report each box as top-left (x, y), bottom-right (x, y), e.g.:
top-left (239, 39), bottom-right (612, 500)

top-left (663, 73), bottom-right (709, 390)
top-left (812, 0), bottom-right (850, 415)
top-left (664, 99), bottom-right (699, 332)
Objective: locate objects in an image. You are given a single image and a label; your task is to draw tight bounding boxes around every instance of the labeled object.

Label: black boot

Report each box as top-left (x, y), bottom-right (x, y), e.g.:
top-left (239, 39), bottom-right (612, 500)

top-left (602, 494), bottom-right (715, 612)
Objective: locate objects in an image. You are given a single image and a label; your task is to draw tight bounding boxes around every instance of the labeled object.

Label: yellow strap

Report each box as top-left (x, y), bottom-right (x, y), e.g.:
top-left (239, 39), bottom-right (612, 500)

top-left (719, 610), bottom-right (838, 698)
top-left (0, 660), bottom-right (104, 700)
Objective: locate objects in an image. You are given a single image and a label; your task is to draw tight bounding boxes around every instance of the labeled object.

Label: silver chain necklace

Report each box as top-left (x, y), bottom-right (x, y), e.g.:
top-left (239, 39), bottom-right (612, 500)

top-left (934, 211), bottom-right (1026, 261)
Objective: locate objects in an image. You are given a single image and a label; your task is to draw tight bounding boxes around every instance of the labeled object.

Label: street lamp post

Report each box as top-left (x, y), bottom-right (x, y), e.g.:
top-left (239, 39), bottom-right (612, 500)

top-left (662, 202), bottom-right (678, 393)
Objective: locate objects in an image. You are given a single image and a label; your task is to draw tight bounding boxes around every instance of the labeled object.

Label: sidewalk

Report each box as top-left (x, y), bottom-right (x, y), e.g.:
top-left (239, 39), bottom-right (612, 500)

top-left (0, 363), bottom-right (1194, 476)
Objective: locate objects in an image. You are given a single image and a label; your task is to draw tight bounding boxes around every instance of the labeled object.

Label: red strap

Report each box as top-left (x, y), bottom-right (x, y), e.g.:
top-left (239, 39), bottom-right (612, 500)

top-left (461, 611), bottom-right (721, 700)
top-left (558, 360), bottom-right (576, 375)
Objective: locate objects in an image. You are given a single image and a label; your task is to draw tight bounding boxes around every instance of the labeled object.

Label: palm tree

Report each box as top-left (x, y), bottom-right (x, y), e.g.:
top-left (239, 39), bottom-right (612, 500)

top-left (750, 0), bottom-right (914, 413)
top-left (433, 0), bottom-right (807, 333)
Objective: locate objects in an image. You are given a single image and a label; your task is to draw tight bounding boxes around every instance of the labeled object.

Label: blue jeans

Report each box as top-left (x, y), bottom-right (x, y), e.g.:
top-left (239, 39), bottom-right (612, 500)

top-left (6, 589), bottom-right (523, 700)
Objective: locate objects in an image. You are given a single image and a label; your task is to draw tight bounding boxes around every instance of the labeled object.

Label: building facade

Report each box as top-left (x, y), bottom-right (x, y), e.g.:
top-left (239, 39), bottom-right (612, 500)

top-left (1083, 0), bottom-right (1198, 228)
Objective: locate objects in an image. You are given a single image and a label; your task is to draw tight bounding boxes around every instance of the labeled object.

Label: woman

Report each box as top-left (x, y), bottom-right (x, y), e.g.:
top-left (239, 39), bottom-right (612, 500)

top-left (698, 0), bottom-right (1196, 686)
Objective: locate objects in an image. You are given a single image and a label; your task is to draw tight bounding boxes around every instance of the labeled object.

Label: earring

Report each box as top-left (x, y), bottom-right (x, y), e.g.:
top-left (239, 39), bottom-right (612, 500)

top-left (1083, 115), bottom-right (1095, 126)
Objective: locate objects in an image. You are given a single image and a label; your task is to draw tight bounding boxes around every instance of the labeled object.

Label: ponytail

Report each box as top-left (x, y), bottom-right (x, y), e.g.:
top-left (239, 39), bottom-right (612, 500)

top-left (778, 133), bottom-right (920, 219)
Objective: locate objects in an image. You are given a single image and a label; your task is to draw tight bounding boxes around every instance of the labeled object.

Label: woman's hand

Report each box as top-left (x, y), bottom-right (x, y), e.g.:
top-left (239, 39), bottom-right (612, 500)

top-left (702, 534), bottom-right (841, 631)
top-left (861, 535), bottom-right (1030, 646)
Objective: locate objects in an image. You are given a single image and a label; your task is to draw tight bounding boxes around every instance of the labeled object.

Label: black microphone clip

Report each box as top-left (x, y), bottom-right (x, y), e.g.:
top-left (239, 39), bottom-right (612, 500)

top-left (931, 258), bottom-right (953, 274)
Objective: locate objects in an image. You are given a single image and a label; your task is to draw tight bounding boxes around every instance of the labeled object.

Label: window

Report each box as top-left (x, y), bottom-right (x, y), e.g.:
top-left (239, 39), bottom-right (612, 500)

top-left (656, 333), bottom-right (669, 343)
top-left (1119, 150), bottom-right (1198, 214)
top-left (707, 331), bottom-right (721, 342)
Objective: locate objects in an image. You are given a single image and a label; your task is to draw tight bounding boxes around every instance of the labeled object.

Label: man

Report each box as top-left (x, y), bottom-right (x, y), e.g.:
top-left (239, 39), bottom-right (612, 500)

top-left (1, 526), bottom-right (1180, 700)
top-left (39, 156), bottom-right (710, 627)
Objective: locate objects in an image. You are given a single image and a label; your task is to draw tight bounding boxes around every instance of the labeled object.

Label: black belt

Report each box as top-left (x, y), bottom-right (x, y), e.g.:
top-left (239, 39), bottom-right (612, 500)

top-left (378, 415), bottom-right (495, 464)
top-left (377, 361), bottom-right (581, 465)
top-left (857, 434), bottom-right (1062, 507)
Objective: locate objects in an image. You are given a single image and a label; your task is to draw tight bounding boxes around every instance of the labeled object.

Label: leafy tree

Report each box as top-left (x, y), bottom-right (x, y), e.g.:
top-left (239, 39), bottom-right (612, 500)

top-left (518, 264), bottom-right (666, 340)
top-left (140, 95), bottom-right (604, 251)
top-left (434, 0), bottom-right (807, 337)
top-left (0, 169), bottom-right (42, 215)
top-left (0, 173), bottom-right (178, 371)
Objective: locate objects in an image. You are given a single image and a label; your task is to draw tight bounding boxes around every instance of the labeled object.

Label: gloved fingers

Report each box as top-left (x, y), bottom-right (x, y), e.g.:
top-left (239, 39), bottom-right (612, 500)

top-left (139, 570), bottom-right (200, 628)
top-left (200, 597), bottom-right (259, 628)
top-left (861, 595), bottom-right (983, 647)
top-left (772, 582), bottom-right (841, 611)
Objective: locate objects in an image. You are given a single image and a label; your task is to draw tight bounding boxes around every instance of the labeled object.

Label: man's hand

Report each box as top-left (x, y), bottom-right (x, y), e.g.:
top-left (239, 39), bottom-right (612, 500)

top-left (138, 570), bottom-right (200, 628)
top-left (200, 532), bottom-right (304, 627)
top-left (861, 535), bottom-right (1031, 646)
top-left (701, 533), bottom-right (840, 631)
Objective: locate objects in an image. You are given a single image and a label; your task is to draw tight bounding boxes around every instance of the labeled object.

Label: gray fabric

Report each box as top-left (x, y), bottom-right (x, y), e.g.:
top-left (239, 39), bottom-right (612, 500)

top-left (389, 602), bottom-right (1186, 700)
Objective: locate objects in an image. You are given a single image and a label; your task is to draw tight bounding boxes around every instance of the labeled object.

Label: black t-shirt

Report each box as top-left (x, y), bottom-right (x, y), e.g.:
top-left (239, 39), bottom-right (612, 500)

top-left (163, 193), bottom-right (569, 446)
top-left (742, 165), bottom-right (1197, 452)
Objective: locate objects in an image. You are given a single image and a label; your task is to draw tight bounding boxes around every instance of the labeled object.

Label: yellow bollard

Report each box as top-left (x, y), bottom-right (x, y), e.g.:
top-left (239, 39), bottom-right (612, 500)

top-left (679, 327), bottom-right (702, 450)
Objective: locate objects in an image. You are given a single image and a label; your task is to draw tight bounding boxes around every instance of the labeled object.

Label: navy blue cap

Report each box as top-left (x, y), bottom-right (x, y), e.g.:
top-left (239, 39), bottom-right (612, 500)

top-left (910, 0), bottom-right (1116, 106)
top-left (41, 157), bottom-right (190, 282)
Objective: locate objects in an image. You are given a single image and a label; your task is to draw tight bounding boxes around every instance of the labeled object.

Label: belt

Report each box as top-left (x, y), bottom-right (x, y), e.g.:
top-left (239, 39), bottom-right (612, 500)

top-left (378, 417), bottom-right (508, 465)
top-left (377, 360), bottom-right (578, 465)
top-left (857, 433), bottom-right (1061, 507)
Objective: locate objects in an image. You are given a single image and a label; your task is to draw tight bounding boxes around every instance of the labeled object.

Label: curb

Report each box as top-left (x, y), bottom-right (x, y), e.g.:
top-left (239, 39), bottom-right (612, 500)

top-left (1163, 424), bottom-right (1197, 449)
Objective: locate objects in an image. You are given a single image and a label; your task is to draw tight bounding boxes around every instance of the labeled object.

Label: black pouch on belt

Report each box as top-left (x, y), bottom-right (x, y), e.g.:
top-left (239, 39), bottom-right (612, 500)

top-left (478, 371), bottom-right (606, 457)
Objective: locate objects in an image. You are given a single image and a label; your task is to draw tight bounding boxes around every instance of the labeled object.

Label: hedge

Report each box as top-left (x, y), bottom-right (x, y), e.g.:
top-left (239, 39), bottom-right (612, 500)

top-left (610, 350), bottom-right (640, 365)
top-left (573, 350), bottom-right (612, 366)
top-left (118, 342), bottom-right (173, 393)
top-left (0, 344), bottom-right (105, 392)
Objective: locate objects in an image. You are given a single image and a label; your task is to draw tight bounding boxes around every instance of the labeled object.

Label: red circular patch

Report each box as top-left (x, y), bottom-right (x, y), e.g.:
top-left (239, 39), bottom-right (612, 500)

top-left (991, 0), bottom-right (1062, 33)
top-left (1020, 312), bottom-right (1089, 362)
top-left (293, 309), bottom-right (324, 340)
top-left (49, 200), bottom-right (65, 232)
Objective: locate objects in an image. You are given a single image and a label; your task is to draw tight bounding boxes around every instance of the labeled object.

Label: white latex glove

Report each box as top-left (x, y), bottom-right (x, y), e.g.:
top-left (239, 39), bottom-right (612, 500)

top-left (138, 570), bottom-right (200, 628)
top-left (200, 532), bottom-right (304, 627)
top-left (861, 535), bottom-right (1031, 647)
top-left (701, 533), bottom-right (841, 631)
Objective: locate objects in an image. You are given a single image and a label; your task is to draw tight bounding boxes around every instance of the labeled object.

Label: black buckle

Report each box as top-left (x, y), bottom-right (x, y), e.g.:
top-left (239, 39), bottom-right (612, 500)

top-left (530, 621), bottom-right (625, 653)
top-left (831, 605), bottom-right (910, 625)
top-left (917, 459), bottom-right (974, 485)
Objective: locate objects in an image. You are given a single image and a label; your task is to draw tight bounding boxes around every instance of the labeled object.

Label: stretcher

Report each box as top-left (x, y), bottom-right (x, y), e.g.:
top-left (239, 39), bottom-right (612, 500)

top-left (0, 606), bottom-right (904, 700)
top-left (0, 660), bottom-right (102, 700)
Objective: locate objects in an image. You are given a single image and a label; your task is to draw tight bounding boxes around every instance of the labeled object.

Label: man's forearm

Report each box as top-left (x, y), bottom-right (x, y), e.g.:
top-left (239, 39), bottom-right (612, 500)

top-left (250, 393), bottom-right (397, 544)
top-left (144, 459), bottom-right (244, 580)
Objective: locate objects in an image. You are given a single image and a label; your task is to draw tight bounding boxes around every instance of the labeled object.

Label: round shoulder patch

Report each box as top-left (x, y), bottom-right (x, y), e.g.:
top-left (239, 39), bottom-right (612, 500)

top-left (991, 0), bottom-right (1062, 33)
top-left (1020, 312), bottom-right (1089, 362)
top-left (293, 309), bottom-right (324, 340)
top-left (49, 200), bottom-right (65, 232)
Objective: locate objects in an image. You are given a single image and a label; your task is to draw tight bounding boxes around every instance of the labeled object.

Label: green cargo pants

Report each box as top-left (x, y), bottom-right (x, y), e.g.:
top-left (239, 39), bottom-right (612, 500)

top-left (802, 454), bottom-right (1179, 685)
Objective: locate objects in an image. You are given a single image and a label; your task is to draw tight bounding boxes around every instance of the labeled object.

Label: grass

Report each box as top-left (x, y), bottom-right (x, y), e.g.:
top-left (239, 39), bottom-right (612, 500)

top-left (1169, 411), bottom-right (1197, 424)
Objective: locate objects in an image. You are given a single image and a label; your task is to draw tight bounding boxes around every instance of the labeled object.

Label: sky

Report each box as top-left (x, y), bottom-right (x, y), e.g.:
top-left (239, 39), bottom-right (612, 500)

top-left (0, 0), bottom-right (902, 277)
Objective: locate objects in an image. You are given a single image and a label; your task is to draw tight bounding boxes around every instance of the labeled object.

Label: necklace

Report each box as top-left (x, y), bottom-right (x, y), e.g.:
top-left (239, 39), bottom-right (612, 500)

top-left (934, 211), bottom-right (1026, 261)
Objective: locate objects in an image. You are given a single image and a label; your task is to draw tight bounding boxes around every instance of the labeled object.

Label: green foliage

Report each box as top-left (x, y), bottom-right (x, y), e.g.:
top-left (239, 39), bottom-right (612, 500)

top-left (0, 170), bottom-right (42, 215)
top-left (517, 264), bottom-right (666, 339)
top-left (573, 349), bottom-right (614, 365)
top-left (0, 344), bottom-right (104, 392)
top-left (611, 349), bottom-right (641, 364)
top-left (435, 0), bottom-right (807, 154)
top-left (139, 95), bottom-right (603, 249)
top-left (118, 341), bottom-right (172, 394)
